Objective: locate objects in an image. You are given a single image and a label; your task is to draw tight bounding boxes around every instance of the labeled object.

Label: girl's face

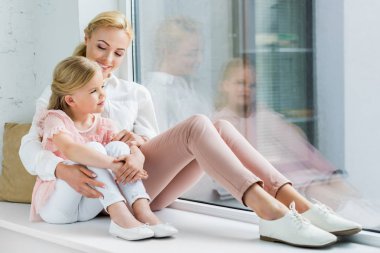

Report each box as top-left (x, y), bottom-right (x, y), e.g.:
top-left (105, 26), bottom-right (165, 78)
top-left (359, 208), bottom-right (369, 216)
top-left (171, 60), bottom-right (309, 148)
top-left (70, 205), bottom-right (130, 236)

top-left (85, 27), bottom-right (131, 79)
top-left (222, 66), bottom-right (256, 109)
top-left (68, 70), bottom-right (106, 114)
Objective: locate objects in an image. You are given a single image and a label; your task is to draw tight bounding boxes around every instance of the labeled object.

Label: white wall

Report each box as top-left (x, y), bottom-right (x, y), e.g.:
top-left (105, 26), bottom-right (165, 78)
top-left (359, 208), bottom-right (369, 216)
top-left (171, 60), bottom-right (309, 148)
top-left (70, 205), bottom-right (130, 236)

top-left (316, 0), bottom-right (380, 197)
top-left (0, 0), bottom-right (118, 172)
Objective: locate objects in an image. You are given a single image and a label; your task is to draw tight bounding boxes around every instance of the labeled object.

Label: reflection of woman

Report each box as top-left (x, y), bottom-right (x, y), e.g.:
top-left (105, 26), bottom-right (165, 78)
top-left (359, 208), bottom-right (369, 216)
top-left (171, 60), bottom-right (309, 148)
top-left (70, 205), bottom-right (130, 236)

top-left (213, 57), bottom-right (366, 212)
top-left (143, 16), bottom-right (211, 131)
top-left (20, 11), bottom-right (360, 248)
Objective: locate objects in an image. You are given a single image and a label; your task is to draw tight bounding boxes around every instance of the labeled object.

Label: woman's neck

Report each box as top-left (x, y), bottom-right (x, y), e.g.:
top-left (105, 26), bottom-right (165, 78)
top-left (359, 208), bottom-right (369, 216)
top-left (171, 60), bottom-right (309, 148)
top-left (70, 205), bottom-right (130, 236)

top-left (226, 103), bottom-right (254, 118)
top-left (66, 109), bottom-right (94, 130)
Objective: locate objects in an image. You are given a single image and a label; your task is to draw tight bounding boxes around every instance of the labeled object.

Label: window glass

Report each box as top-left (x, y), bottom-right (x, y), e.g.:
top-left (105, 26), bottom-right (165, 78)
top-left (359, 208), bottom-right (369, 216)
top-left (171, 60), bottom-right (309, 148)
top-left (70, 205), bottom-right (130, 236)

top-left (133, 0), bottom-right (380, 232)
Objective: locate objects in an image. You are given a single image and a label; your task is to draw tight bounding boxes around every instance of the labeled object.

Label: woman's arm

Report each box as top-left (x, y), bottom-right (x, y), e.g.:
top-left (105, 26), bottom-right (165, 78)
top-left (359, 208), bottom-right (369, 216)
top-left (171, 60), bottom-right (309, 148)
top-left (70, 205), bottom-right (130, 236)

top-left (133, 85), bottom-right (160, 138)
top-left (52, 132), bottom-right (123, 172)
top-left (19, 86), bottom-right (63, 180)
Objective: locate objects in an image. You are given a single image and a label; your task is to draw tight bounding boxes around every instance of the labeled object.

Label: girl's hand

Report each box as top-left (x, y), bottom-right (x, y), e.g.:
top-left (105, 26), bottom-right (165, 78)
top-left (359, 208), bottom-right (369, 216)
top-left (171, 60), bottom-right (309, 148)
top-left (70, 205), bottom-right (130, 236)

top-left (112, 146), bottom-right (148, 184)
top-left (112, 129), bottom-right (147, 147)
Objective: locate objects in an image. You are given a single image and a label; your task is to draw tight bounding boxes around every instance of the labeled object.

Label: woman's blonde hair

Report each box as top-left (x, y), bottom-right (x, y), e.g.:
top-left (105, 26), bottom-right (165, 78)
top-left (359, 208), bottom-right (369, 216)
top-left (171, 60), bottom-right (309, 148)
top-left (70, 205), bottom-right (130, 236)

top-left (73, 11), bottom-right (133, 56)
top-left (155, 16), bottom-right (199, 65)
top-left (215, 57), bottom-right (254, 110)
top-left (48, 56), bottom-right (100, 112)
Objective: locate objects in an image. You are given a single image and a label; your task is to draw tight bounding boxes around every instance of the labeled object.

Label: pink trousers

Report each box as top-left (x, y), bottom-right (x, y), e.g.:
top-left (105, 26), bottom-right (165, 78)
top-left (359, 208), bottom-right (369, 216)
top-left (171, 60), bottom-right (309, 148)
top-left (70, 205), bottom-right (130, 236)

top-left (140, 115), bottom-right (291, 211)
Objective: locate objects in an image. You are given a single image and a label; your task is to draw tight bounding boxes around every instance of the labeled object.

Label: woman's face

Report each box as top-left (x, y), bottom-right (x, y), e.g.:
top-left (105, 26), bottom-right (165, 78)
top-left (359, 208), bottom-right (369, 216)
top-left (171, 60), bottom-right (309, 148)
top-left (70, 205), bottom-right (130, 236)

top-left (222, 66), bottom-right (256, 110)
top-left (85, 27), bottom-right (131, 79)
top-left (165, 32), bottom-right (202, 76)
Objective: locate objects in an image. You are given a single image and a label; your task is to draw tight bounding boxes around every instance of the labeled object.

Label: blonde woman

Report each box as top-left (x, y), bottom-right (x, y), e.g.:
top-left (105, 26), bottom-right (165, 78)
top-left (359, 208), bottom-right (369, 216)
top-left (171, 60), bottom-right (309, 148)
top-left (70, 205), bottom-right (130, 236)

top-left (20, 11), bottom-right (360, 248)
top-left (144, 16), bottom-right (211, 131)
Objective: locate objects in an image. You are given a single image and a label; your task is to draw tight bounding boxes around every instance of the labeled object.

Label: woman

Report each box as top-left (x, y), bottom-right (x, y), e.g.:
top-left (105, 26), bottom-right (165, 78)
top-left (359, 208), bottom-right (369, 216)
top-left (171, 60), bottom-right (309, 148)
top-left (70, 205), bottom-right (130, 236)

top-left (20, 11), bottom-right (360, 248)
top-left (143, 16), bottom-right (211, 131)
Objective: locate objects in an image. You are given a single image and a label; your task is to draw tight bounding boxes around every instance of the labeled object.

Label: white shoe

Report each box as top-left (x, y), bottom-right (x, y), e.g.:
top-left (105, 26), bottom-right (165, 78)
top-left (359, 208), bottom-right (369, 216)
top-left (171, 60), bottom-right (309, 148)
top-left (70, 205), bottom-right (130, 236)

top-left (259, 202), bottom-right (337, 248)
top-left (302, 199), bottom-right (362, 236)
top-left (109, 221), bottom-right (154, 241)
top-left (150, 223), bottom-right (178, 238)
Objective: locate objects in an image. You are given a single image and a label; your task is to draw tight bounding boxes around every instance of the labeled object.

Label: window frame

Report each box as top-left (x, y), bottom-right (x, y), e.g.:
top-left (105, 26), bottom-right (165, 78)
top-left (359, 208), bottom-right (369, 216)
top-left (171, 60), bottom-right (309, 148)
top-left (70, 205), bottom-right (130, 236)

top-left (119, 0), bottom-right (380, 247)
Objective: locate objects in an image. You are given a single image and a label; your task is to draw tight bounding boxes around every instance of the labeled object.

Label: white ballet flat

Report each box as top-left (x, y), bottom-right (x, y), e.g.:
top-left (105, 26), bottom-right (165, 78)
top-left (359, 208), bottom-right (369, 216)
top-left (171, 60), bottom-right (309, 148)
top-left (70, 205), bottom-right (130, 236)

top-left (109, 221), bottom-right (154, 241)
top-left (149, 223), bottom-right (179, 238)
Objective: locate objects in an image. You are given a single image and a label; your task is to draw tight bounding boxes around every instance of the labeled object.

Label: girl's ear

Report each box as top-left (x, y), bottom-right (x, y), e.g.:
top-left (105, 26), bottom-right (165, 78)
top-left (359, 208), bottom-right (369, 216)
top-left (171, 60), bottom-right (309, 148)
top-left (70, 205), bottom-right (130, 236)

top-left (64, 95), bottom-right (75, 107)
top-left (84, 35), bottom-right (89, 46)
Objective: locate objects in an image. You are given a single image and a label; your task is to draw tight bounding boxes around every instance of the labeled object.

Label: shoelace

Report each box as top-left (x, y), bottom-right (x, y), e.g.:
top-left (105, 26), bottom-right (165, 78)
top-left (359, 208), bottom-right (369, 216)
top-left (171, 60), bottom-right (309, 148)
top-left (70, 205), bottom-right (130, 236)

top-left (312, 198), bottom-right (335, 216)
top-left (289, 201), bottom-right (310, 229)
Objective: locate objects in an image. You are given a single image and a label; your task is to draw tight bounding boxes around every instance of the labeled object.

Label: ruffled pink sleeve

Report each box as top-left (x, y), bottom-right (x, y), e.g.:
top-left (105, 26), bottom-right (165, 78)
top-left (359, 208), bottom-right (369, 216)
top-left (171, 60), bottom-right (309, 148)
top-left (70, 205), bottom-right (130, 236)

top-left (38, 110), bottom-right (74, 152)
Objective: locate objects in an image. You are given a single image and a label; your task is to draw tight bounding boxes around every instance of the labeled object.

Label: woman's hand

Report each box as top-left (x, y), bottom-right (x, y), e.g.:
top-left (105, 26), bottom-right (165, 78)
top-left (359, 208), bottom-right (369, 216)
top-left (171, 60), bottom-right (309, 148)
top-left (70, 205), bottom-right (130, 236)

top-left (111, 145), bottom-right (148, 184)
top-left (55, 162), bottom-right (105, 198)
top-left (112, 129), bottom-right (147, 147)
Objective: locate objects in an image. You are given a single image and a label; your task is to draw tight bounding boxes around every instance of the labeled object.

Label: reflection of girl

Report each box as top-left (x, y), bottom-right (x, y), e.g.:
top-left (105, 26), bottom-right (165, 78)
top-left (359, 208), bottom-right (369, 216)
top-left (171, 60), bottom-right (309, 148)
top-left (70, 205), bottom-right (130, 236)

top-left (20, 11), bottom-right (359, 248)
top-left (214, 57), bottom-right (364, 216)
top-left (144, 17), bottom-right (211, 131)
top-left (31, 56), bottom-right (177, 240)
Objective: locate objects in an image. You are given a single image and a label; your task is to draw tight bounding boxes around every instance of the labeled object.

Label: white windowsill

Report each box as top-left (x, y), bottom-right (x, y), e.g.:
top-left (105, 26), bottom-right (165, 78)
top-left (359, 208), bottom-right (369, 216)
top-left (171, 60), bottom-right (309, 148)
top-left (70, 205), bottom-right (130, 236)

top-left (0, 201), bottom-right (379, 252)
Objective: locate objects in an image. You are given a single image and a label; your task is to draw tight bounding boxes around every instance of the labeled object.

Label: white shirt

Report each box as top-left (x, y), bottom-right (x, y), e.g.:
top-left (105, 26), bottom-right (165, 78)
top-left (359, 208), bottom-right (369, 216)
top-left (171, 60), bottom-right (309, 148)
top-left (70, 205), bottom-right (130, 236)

top-left (144, 72), bottom-right (211, 132)
top-left (19, 74), bottom-right (159, 180)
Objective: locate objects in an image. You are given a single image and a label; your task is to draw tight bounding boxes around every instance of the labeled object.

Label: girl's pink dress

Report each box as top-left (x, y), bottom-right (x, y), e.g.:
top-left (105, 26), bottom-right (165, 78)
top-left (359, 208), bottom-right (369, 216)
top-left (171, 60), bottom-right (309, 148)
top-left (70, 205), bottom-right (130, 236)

top-left (30, 110), bottom-right (117, 221)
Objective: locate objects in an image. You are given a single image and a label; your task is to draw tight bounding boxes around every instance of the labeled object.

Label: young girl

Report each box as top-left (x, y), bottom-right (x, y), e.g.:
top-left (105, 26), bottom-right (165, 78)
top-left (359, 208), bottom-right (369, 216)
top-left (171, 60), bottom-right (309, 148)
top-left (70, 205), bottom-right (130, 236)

top-left (30, 56), bottom-right (178, 241)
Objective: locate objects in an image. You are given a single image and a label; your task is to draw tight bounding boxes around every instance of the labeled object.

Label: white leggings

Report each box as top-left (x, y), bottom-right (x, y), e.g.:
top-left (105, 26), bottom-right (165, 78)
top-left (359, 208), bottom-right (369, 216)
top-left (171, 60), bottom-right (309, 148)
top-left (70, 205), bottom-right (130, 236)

top-left (39, 141), bottom-right (150, 224)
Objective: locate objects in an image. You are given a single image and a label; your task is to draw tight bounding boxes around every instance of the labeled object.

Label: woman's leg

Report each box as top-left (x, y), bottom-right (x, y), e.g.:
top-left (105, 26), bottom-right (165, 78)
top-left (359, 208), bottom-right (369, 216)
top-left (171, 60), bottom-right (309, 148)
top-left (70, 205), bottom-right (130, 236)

top-left (141, 115), bottom-right (288, 218)
top-left (140, 115), bottom-right (340, 246)
top-left (212, 119), bottom-right (312, 212)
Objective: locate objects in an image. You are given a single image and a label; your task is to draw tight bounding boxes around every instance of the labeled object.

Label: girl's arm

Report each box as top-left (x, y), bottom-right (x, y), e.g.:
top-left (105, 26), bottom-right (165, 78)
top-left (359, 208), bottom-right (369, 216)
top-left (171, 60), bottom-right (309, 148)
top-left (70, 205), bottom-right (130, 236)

top-left (52, 132), bottom-right (122, 172)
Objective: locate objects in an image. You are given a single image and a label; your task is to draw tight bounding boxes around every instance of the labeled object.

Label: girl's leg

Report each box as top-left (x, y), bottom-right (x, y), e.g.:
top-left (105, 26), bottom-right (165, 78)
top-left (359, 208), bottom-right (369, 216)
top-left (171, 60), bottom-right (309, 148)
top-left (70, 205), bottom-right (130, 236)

top-left (83, 142), bottom-right (144, 228)
top-left (39, 178), bottom-right (102, 224)
top-left (105, 141), bottom-right (178, 237)
top-left (105, 141), bottom-right (160, 225)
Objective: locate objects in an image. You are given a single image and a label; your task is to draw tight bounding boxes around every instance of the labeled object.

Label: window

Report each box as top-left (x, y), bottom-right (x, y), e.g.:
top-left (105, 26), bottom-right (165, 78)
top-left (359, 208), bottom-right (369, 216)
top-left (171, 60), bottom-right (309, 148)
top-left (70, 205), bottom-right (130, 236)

top-left (130, 0), bottom-right (380, 233)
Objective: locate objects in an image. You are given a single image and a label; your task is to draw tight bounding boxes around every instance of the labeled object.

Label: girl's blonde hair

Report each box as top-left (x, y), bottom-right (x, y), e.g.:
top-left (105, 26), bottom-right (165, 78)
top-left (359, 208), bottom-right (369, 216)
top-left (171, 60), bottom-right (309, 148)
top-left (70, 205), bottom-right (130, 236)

top-left (155, 16), bottom-right (199, 65)
top-left (48, 56), bottom-right (100, 112)
top-left (215, 57), bottom-right (254, 110)
top-left (73, 11), bottom-right (133, 56)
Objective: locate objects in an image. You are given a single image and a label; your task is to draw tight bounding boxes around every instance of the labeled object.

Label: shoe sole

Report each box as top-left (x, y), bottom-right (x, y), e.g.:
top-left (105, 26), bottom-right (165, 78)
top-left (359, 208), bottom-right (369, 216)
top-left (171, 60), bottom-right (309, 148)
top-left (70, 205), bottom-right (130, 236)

top-left (110, 233), bottom-right (154, 241)
top-left (331, 228), bottom-right (362, 236)
top-left (260, 235), bottom-right (337, 248)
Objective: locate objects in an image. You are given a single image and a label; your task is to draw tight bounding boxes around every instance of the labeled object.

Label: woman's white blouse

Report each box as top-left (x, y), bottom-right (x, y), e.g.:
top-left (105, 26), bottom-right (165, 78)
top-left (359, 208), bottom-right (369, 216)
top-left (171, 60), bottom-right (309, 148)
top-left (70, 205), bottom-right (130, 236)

top-left (19, 74), bottom-right (159, 180)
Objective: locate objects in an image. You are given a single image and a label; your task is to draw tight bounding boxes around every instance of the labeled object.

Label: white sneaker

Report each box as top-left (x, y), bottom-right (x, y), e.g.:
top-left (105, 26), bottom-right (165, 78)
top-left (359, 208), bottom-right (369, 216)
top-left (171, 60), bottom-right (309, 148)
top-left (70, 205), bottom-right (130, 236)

top-left (302, 199), bottom-right (362, 236)
top-left (150, 223), bottom-right (179, 238)
top-left (260, 202), bottom-right (337, 248)
top-left (109, 221), bottom-right (154, 241)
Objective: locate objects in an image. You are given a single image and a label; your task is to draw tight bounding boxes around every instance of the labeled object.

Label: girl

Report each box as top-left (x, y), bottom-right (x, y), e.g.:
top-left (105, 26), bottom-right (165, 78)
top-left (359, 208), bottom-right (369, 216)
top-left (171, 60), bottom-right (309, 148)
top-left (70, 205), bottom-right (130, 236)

top-left (21, 11), bottom-right (360, 248)
top-left (30, 56), bottom-right (178, 241)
